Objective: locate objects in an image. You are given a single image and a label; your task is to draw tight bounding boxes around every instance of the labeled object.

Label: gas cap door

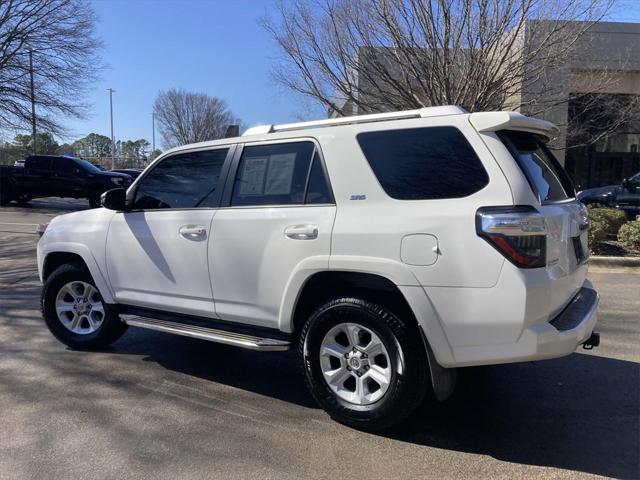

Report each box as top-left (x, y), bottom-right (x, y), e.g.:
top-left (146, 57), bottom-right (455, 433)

top-left (401, 234), bottom-right (439, 266)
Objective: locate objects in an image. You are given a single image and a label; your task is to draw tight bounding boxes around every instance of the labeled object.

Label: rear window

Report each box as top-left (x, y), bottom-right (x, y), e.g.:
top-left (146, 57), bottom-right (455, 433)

top-left (499, 130), bottom-right (575, 202)
top-left (356, 127), bottom-right (489, 200)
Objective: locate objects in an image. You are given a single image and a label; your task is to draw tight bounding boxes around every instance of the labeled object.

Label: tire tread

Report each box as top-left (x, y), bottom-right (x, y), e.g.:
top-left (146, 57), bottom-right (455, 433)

top-left (41, 262), bottom-right (127, 349)
top-left (299, 296), bottom-right (429, 431)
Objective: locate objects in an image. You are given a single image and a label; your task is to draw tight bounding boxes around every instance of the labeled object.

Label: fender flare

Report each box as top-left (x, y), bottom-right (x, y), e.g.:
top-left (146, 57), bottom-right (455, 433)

top-left (278, 254), bottom-right (421, 332)
top-left (277, 255), bottom-right (456, 367)
top-left (39, 242), bottom-right (115, 304)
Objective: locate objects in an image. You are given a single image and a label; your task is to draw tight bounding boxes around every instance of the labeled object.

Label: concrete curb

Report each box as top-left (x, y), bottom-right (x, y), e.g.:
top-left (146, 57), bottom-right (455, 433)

top-left (590, 256), bottom-right (640, 268)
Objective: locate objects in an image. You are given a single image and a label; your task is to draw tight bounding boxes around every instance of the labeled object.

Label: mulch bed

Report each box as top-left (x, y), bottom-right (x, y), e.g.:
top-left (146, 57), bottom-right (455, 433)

top-left (591, 240), bottom-right (640, 257)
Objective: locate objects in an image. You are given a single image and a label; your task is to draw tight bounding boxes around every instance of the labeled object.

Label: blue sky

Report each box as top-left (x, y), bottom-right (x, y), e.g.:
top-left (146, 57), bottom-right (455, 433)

top-left (63, 0), bottom-right (640, 147)
top-left (65, 0), bottom-right (326, 146)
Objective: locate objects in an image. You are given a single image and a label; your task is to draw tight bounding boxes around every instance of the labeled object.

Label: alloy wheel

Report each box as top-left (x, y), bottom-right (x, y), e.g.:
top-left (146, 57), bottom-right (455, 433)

top-left (319, 322), bottom-right (392, 405)
top-left (55, 281), bottom-right (105, 334)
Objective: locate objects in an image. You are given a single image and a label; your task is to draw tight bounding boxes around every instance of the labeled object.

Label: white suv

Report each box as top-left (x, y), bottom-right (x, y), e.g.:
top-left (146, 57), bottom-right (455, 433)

top-left (37, 106), bottom-right (600, 430)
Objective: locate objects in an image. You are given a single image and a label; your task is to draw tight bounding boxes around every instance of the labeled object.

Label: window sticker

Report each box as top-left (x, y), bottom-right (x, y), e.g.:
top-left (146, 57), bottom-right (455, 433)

top-left (239, 156), bottom-right (268, 195)
top-left (265, 153), bottom-right (296, 195)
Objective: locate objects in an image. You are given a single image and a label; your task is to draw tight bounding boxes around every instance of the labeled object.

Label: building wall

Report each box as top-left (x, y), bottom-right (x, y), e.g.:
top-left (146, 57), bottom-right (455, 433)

top-left (521, 21), bottom-right (640, 164)
top-left (331, 20), bottom-right (640, 172)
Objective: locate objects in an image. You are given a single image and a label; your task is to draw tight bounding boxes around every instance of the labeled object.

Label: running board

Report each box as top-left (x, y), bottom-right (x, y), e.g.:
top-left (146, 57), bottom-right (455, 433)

top-left (120, 315), bottom-right (291, 351)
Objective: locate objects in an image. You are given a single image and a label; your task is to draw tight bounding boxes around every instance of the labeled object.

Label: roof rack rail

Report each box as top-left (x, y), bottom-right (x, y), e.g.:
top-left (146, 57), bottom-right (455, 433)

top-left (242, 105), bottom-right (467, 136)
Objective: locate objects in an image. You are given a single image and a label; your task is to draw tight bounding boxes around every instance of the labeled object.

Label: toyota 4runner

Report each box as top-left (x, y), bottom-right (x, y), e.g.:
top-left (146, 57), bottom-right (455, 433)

top-left (37, 106), bottom-right (600, 430)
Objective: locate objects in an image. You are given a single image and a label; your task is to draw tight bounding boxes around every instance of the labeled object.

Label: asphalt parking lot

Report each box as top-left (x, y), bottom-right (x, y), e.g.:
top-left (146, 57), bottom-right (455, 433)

top-left (0, 198), bottom-right (638, 480)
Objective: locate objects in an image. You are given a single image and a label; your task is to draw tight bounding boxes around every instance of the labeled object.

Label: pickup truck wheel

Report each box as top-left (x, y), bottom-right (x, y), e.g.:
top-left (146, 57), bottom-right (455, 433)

top-left (300, 297), bottom-right (429, 431)
top-left (16, 194), bottom-right (32, 205)
top-left (88, 191), bottom-right (103, 208)
top-left (41, 263), bottom-right (127, 349)
top-left (0, 184), bottom-right (12, 206)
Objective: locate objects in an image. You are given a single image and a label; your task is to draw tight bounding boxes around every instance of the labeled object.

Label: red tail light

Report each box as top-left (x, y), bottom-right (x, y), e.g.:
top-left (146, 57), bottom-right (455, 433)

top-left (476, 206), bottom-right (547, 268)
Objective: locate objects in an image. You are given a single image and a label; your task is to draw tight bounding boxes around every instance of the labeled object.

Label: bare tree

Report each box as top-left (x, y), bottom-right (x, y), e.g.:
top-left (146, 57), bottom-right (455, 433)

top-left (0, 0), bottom-right (102, 135)
top-left (153, 89), bottom-right (239, 148)
top-left (263, 0), bottom-right (637, 146)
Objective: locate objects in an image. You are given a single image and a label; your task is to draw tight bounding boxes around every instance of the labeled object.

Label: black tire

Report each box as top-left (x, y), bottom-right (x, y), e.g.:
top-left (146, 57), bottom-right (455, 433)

top-left (41, 262), bottom-right (127, 349)
top-left (0, 183), bottom-right (12, 206)
top-left (15, 194), bottom-right (32, 205)
top-left (300, 297), bottom-right (430, 431)
top-left (88, 191), bottom-right (103, 208)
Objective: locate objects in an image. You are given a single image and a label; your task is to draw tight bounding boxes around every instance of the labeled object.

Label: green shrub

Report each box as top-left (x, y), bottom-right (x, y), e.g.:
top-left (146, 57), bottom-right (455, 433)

top-left (588, 216), bottom-right (609, 248)
top-left (618, 221), bottom-right (640, 250)
top-left (587, 208), bottom-right (627, 237)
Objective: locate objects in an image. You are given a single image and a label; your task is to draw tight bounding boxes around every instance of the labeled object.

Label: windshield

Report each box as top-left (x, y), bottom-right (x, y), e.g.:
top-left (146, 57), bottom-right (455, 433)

top-left (73, 158), bottom-right (103, 173)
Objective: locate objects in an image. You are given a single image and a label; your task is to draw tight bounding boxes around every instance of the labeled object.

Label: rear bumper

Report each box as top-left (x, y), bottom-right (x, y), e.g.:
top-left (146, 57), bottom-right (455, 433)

top-left (448, 284), bottom-right (599, 367)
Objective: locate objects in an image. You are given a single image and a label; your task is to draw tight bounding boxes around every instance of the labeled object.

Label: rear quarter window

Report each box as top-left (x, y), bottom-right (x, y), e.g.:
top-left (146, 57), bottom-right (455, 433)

top-left (356, 127), bottom-right (489, 200)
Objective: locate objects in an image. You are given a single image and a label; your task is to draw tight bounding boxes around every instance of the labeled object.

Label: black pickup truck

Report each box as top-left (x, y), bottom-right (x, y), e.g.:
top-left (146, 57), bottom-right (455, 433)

top-left (577, 171), bottom-right (640, 220)
top-left (0, 155), bottom-right (133, 208)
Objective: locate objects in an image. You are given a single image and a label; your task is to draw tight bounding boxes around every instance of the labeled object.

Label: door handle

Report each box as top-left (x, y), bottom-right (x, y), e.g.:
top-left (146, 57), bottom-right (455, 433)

top-left (179, 225), bottom-right (207, 239)
top-left (285, 224), bottom-right (318, 240)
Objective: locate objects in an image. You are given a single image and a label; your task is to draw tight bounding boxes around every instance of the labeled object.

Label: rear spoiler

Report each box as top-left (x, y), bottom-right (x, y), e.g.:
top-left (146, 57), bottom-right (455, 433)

top-left (469, 111), bottom-right (559, 142)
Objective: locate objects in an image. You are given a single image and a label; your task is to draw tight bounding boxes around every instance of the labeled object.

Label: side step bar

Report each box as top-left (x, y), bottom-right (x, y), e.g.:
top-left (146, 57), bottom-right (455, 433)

top-left (120, 315), bottom-right (291, 351)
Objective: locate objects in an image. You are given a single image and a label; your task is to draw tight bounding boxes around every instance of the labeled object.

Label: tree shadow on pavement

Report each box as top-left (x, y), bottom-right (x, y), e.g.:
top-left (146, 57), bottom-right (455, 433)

top-left (0, 260), bottom-right (637, 478)
top-left (104, 327), bottom-right (639, 479)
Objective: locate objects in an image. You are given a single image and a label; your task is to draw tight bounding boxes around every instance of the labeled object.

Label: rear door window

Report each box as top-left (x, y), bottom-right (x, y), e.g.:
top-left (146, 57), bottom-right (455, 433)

top-left (27, 156), bottom-right (51, 171)
top-left (499, 130), bottom-right (575, 202)
top-left (356, 127), bottom-right (489, 200)
top-left (304, 152), bottom-right (332, 204)
top-left (231, 141), bottom-right (326, 206)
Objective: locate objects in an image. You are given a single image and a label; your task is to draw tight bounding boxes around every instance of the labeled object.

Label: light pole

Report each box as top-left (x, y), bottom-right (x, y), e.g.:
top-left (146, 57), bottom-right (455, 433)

top-left (108, 88), bottom-right (115, 169)
top-left (29, 48), bottom-right (36, 154)
top-left (151, 112), bottom-right (155, 153)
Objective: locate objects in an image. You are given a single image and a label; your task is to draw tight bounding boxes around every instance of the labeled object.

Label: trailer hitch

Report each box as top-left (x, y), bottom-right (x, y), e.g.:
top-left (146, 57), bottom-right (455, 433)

top-left (582, 332), bottom-right (600, 350)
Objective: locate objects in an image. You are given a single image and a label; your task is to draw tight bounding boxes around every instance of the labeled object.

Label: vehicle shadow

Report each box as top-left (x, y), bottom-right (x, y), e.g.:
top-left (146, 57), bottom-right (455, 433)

top-left (1, 197), bottom-right (88, 214)
top-left (109, 329), bottom-right (639, 479)
top-left (114, 328), bottom-right (316, 408)
top-left (0, 249), bottom-right (637, 478)
top-left (390, 354), bottom-right (640, 480)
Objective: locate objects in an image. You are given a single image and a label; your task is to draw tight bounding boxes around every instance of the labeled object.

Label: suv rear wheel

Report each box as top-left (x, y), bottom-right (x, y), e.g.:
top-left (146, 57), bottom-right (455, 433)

top-left (300, 297), bottom-right (429, 430)
top-left (42, 263), bottom-right (127, 349)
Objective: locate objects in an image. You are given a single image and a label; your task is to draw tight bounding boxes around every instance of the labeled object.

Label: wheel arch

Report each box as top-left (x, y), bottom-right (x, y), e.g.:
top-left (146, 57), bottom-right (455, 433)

top-left (286, 268), bottom-right (457, 401)
top-left (40, 243), bottom-right (115, 304)
top-left (289, 270), bottom-right (418, 336)
top-left (278, 255), bottom-right (457, 367)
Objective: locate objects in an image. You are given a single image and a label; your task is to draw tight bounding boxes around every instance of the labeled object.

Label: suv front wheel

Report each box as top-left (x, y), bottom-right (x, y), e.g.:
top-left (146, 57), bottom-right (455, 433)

top-left (88, 191), bottom-right (103, 208)
top-left (300, 297), bottom-right (430, 430)
top-left (42, 263), bottom-right (127, 349)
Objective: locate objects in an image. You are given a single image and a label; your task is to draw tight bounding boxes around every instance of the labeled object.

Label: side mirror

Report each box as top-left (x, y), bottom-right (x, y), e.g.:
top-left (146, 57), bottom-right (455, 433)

top-left (101, 188), bottom-right (128, 211)
top-left (622, 178), bottom-right (630, 188)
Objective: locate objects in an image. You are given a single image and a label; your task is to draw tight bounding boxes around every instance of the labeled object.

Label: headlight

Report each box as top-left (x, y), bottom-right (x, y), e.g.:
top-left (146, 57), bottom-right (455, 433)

top-left (36, 223), bottom-right (49, 237)
top-left (111, 177), bottom-right (123, 185)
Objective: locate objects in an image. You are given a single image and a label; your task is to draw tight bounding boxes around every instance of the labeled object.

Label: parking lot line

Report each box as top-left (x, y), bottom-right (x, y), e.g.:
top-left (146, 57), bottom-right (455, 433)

top-left (0, 222), bottom-right (39, 225)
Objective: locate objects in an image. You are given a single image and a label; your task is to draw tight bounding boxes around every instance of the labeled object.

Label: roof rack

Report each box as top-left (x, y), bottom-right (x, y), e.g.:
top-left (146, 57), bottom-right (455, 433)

top-left (242, 105), bottom-right (467, 136)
